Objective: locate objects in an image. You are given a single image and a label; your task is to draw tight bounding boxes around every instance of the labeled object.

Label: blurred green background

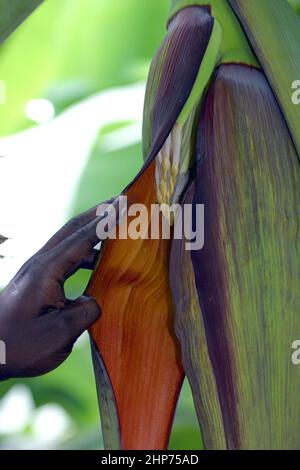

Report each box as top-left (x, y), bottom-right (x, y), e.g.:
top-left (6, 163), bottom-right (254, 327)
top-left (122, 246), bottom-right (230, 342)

top-left (0, 0), bottom-right (202, 450)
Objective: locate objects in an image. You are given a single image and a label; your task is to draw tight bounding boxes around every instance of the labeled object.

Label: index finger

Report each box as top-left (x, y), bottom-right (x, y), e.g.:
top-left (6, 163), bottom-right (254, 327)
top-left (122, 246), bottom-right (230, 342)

top-left (38, 197), bottom-right (116, 254)
top-left (45, 216), bottom-right (102, 280)
top-left (45, 199), bottom-right (119, 280)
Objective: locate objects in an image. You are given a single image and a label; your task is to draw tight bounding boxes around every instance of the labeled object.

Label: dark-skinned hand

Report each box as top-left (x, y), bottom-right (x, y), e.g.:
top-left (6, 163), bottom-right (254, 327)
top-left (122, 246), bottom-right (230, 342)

top-left (0, 206), bottom-right (104, 381)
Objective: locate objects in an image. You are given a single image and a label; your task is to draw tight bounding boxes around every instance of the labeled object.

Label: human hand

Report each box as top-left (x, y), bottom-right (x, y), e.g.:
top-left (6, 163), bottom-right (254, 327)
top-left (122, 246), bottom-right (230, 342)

top-left (0, 206), bottom-right (103, 380)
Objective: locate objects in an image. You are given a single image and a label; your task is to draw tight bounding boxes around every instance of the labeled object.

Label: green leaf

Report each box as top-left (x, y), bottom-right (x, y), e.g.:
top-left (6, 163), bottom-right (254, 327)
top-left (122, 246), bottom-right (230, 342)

top-left (229, 0), bottom-right (300, 160)
top-left (0, 0), bottom-right (43, 44)
top-left (0, 0), bottom-right (169, 136)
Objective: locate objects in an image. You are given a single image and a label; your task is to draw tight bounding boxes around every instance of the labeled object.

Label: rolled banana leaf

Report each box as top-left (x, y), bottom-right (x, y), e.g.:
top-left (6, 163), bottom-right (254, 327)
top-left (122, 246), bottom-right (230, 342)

top-left (142, 6), bottom-right (213, 160)
top-left (0, 0), bottom-right (44, 45)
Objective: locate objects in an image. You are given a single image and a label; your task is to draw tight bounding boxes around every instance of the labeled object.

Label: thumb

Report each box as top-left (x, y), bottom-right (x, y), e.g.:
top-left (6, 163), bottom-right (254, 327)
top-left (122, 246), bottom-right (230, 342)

top-left (61, 295), bottom-right (101, 344)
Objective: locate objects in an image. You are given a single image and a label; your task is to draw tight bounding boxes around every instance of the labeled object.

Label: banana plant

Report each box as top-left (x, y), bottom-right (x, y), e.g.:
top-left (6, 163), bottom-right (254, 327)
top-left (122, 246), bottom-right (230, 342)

top-left (87, 0), bottom-right (300, 450)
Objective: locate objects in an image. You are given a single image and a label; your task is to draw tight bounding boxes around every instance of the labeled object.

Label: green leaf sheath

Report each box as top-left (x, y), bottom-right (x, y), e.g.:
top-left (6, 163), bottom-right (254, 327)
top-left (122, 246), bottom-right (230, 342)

top-left (0, 0), bottom-right (43, 45)
top-left (229, 0), bottom-right (300, 160)
top-left (182, 64), bottom-right (300, 449)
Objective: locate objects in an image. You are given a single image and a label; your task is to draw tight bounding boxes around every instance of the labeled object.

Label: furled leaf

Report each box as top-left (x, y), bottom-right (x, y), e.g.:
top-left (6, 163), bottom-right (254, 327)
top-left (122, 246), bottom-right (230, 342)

top-left (0, 0), bottom-right (44, 45)
top-left (142, 6), bottom-right (213, 161)
top-left (141, 6), bottom-right (221, 221)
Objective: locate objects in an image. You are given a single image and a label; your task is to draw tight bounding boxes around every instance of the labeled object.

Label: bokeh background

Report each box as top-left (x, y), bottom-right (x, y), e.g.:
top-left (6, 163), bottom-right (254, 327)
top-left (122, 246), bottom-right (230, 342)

top-left (0, 0), bottom-right (202, 449)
